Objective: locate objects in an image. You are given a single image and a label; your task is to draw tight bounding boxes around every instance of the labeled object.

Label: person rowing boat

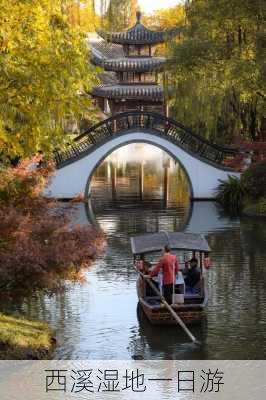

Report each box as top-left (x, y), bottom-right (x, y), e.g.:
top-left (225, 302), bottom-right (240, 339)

top-left (149, 245), bottom-right (179, 305)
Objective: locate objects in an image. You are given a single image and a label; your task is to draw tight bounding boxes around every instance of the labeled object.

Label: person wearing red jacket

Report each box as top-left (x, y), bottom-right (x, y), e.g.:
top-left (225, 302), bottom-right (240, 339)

top-left (149, 245), bottom-right (179, 305)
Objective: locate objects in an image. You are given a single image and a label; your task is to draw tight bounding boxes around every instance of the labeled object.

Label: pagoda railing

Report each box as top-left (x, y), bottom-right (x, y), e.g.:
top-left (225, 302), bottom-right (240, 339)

top-left (54, 111), bottom-right (239, 170)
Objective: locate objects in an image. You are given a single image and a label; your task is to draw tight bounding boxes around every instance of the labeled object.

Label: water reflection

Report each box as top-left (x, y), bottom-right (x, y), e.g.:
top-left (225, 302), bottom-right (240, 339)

top-left (1, 202), bottom-right (265, 359)
top-left (1, 144), bottom-right (265, 360)
top-left (89, 143), bottom-right (190, 210)
top-left (128, 304), bottom-right (209, 360)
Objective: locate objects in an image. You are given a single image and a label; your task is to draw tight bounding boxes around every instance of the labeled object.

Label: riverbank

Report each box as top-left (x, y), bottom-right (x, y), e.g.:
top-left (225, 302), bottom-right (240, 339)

top-left (0, 313), bottom-right (55, 359)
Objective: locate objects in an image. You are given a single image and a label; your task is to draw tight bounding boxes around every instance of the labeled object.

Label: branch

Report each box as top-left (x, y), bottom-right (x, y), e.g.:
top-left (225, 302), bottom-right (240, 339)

top-left (257, 91), bottom-right (266, 100)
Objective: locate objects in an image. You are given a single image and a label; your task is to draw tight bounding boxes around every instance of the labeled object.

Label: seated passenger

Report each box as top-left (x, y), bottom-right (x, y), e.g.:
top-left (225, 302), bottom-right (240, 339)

top-left (136, 255), bottom-right (156, 298)
top-left (185, 257), bottom-right (201, 293)
top-left (136, 255), bottom-right (151, 274)
top-left (203, 252), bottom-right (212, 269)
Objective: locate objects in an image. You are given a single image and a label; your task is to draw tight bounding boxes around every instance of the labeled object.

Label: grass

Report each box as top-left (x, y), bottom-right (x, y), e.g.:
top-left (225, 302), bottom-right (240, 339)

top-left (0, 313), bottom-right (55, 359)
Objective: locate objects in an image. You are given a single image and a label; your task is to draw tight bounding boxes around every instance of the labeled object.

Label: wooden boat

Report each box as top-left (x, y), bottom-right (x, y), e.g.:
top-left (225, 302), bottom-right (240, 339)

top-left (130, 231), bottom-right (211, 326)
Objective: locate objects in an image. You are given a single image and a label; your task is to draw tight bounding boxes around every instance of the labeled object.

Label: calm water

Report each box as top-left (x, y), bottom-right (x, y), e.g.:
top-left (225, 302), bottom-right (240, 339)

top-left (2, 145), bottom-right (266, 359)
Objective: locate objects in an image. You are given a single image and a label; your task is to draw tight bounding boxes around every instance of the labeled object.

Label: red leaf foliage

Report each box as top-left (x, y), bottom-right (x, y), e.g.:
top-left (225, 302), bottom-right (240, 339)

top-left (0, 158), bottom-right (105, 296)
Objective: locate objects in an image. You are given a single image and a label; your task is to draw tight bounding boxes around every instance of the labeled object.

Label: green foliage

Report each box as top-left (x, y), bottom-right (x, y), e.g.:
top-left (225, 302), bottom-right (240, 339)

top-left (0, 0), bottom-right (99, 160)
top-left (216, 161), bottom-right (266, 214)
top-left (243, 197), bottom-right (266, 217)
top-left (167, 0), bottom-right (266, 144)
top-left (242, 160), bottom-right (266, 199)
top-left (216, 175), bottom-right (247, 213)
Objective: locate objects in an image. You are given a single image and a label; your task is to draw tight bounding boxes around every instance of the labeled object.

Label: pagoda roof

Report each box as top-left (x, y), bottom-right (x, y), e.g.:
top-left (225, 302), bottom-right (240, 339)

top-left (94, 56), bottom-right (166, 72)
top-left (90, 41), bottom-right (124, 61)
top-left (97, 12), bottom-right (178, 45)
top-left (92, 84), bottom-right (164, 101)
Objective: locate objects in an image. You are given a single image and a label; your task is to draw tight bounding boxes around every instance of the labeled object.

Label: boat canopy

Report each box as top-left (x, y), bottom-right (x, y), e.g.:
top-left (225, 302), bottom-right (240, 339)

top-left (130, 232), bottom-right (211, 255)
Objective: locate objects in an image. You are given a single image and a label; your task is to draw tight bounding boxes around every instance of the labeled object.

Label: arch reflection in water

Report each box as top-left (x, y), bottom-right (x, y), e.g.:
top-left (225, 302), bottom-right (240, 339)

top-left (89, 143), bottom-right (191, 213)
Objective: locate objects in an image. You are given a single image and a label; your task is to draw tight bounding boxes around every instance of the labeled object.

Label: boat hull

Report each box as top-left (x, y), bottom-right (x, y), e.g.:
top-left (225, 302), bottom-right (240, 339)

top-left (139, 298), bottom-right (205, 326)
top-left (137, 277), bottom-right (207, 326)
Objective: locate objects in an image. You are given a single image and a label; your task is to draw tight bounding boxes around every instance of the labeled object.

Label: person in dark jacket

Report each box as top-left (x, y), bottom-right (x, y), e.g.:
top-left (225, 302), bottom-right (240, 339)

top-left (185, 257), bottom-right (201, 293)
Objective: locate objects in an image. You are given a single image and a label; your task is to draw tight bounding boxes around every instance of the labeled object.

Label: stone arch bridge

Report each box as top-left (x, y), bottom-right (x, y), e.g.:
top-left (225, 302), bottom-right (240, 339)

top-left (44, 112), bottom-right (241, 199)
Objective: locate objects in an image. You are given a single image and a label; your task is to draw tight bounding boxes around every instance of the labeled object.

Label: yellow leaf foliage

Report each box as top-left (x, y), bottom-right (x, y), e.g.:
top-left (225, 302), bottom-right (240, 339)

top-left (0, 0), bottom-right (99, 159)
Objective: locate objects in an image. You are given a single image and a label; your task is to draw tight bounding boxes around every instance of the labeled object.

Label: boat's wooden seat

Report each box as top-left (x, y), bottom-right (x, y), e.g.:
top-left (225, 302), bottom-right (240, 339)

top-left (184, 293), bottom-right (201, 299)
top-left (144, 297), bottom-right (162, 309)
top-left (145, 296), bottom-right (161, 303)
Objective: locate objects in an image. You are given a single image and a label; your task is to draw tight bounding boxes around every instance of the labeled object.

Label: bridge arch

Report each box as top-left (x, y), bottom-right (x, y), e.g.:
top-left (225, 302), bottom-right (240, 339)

top-left (45, 123), bottom-right (240, 199)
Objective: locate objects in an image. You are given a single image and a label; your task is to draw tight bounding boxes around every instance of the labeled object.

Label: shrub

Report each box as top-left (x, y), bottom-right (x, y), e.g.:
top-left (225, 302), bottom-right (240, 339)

top-left (0, 158), bottom-right (105, 296)
top-left (243, 197), bottom-right (266, 217)
top-left (241, 161), bottom-right (266, 200)
top-left (215, 175), bottom-right (247, 213)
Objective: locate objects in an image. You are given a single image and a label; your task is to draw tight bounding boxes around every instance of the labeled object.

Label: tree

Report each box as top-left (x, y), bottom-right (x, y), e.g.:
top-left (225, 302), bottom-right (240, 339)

top-left (143, 5), bottom-right (185, 31)
top-left (66, 1), bottom-right (100, 31)
top-left (0, 0), bottom-right (99, 161)
top-left (0, 157), bottom-right (105, 295)
top-left (242, 160), bottom-right (266, 199)
top-left (106, 0), bottom-right (138, 31)
top-left (167, 0), bottom-right (265, 144)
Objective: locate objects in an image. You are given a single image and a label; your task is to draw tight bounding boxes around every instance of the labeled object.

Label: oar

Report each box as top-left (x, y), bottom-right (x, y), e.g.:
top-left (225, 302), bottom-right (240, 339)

top-left (135, 267), bottom-right (199, 344)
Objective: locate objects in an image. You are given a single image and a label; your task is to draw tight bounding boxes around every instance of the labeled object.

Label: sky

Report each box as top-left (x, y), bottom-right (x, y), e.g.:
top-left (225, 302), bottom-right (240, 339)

top-left (95, 0), bottom-right (182, 15)
top-left (138, 0), bottom-right (182, 13)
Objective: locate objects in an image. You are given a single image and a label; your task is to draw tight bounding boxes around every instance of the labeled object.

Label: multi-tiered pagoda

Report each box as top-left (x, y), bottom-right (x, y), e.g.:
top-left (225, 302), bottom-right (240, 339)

top-left (91, 12), bottom-right (177, 116)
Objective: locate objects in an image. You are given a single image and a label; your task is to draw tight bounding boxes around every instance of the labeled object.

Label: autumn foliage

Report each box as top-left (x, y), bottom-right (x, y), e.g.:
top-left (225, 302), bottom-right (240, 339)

top-left (0, 0), bottom-right (99, 159)
top-left (0, 158), bottom-right (105, 295)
